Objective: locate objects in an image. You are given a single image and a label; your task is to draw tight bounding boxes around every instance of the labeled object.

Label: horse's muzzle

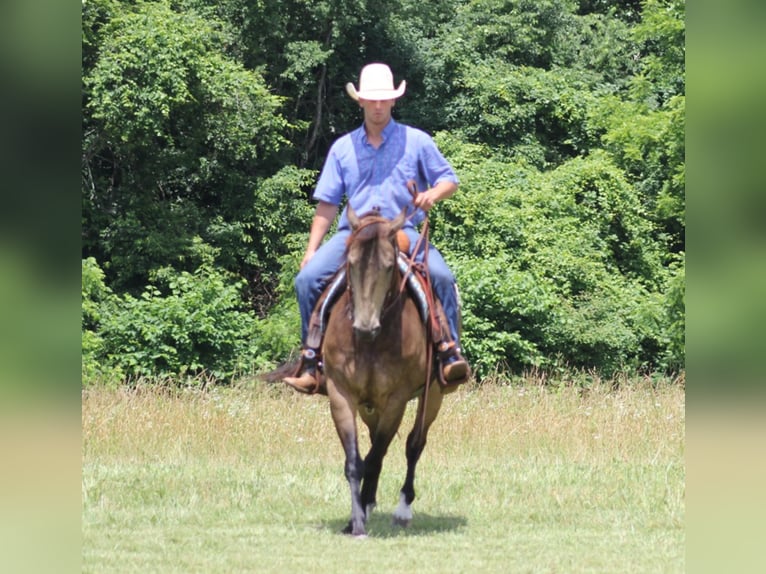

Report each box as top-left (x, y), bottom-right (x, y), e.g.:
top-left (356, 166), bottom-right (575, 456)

top-left (353, 325), bottom-right (381, 341)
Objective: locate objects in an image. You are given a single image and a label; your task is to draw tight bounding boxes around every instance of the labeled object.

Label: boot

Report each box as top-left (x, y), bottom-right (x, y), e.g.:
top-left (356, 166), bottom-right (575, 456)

top-left (283, 348), bottom-right (325, 395)
top-left (437, 340), bottom-right (470, 388)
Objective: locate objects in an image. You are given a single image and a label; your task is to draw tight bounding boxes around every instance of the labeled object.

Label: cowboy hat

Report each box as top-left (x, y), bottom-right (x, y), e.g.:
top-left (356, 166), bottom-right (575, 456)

top-left (346, 63), bottom-right (406, 101)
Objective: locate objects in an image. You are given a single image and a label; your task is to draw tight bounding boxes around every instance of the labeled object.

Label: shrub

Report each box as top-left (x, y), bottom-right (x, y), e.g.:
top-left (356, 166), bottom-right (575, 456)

top-left (431, 135), bottom-right (674, 376)
top-left (82, 257), bottom-right (123, 382)
top-left (83, 256), bottom-right (260, 383)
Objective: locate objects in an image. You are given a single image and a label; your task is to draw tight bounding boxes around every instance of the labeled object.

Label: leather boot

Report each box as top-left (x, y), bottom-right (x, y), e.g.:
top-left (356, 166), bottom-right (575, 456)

top-left (437, 341), bottom-right (470, 387)
top-left (283, 348), bottom-right (325, 395)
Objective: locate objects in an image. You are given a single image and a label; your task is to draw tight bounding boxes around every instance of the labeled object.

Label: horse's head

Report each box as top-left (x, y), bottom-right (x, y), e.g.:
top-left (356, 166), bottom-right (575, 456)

top-left (346, 205), bottom-right (408, 341)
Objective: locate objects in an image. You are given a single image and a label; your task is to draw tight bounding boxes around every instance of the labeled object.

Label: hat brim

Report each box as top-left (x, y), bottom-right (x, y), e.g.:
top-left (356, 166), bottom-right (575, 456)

top-left (346, 80), bottom-right (406, 101)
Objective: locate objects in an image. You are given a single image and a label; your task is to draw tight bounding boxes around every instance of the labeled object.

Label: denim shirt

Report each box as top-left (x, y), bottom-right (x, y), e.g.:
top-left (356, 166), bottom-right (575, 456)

top-left (313, 119), bottom-right (459, 230)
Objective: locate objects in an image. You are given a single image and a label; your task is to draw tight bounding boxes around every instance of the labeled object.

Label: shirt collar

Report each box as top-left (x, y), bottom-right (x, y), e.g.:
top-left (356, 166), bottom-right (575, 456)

top-left (358, 118), bottom-right (398, 147)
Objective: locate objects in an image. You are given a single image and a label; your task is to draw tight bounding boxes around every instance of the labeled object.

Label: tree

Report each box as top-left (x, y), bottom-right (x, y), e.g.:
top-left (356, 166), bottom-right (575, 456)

top-left (81, 0), bottom-right (686, 382)
top-left (82, 0), bottom-right (310, 297)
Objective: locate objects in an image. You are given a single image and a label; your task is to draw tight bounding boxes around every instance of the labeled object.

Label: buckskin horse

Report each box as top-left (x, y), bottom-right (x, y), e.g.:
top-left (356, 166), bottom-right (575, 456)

top-left (321, 204), bottom-right (445, 537)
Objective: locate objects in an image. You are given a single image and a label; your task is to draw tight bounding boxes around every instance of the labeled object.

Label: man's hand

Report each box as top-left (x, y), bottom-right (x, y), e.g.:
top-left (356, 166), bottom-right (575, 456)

top-left (411, 181), bottom-right (459, 212)
top-left (300, 201), bottom-right (338, 270)
top-left (412, 188), bottom-right (438, 211)
top-left (300, 248), bottom-right (316, 270)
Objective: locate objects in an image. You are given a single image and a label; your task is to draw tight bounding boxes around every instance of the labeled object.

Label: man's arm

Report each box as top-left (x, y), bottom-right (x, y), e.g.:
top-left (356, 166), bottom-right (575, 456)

top-left (412, 180), bottom-right (458, 212)
top-left (300, 200), bottom-right (339, 269)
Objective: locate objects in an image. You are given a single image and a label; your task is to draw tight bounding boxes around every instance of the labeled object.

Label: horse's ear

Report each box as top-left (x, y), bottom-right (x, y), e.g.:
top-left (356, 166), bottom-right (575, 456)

top-left (347, 203), bottom-right (360, 230)
top-left (390, 207), bottom-right (407, 233)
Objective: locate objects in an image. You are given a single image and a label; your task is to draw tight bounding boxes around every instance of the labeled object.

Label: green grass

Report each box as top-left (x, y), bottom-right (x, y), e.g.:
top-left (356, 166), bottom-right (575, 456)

top-left (82, 377), bottom-right (684, 573)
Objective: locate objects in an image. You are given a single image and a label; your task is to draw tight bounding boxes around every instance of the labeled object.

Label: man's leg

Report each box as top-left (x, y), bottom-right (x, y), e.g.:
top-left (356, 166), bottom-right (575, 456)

top-left (404, 229), bottom-right (469, 384)
top-left (284, 231), bottom-right (350, 394)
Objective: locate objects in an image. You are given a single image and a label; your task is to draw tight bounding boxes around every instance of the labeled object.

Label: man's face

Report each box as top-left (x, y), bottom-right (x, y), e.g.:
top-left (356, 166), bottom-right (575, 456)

top-left (359, 98), bottom-right (395, 127)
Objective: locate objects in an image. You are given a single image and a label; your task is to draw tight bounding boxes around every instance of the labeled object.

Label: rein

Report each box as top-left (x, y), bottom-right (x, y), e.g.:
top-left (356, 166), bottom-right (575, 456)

top-left (403, 181), bottom-right (437, 439)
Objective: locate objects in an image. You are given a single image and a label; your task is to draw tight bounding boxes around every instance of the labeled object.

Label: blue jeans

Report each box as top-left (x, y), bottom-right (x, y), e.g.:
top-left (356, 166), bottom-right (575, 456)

top-left (295, 227), bottom-right (462, 347)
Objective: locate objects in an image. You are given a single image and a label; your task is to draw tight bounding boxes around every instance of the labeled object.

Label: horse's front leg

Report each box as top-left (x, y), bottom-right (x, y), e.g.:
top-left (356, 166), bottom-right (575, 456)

top-left (329, 391), bottom-right (367, 537)
top-left (360, 403), bottom-right (407, 520)
top-left (395, 382), bottom-right (444, 527)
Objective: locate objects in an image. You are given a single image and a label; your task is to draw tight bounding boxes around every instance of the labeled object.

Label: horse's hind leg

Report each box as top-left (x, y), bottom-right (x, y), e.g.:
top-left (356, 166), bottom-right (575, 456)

top-left (329, 393), bottom-right (367, 537)
top-left (394, 382), bottom-right (444, 527)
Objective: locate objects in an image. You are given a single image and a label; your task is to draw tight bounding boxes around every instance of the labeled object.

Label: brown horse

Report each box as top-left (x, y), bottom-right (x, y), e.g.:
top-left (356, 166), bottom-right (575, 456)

top-left (323, 205), bottom-right (445, 537)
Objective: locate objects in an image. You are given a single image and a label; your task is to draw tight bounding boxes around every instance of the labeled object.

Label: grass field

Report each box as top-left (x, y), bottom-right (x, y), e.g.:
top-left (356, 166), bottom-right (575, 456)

top-left (82, 376), bottom-right (684, 573)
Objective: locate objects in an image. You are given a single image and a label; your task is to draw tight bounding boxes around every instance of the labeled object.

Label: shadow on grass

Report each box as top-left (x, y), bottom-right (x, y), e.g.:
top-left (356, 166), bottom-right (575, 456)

top-left (318, 512), bottom-right (468, 538)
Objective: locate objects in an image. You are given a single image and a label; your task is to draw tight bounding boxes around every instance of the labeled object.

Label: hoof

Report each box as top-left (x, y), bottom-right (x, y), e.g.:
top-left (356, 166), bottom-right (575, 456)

top-left (392, 516), bottom-right (412, 528)
top-left (392, 492), bottom-right (413, 527)
top-left (342, 521), bottom-right (367, 537)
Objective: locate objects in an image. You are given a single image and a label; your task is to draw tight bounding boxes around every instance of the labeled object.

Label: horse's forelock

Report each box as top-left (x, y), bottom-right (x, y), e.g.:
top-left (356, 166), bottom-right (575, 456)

top-left (358, 223), bottom-right (385, 244)
top-left (346, 218), bottom-right (393, 255)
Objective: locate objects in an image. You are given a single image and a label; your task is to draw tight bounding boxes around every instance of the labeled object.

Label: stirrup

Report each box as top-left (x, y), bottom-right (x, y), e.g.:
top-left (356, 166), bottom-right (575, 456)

top-left (436, 341), bottom-right (470, 390)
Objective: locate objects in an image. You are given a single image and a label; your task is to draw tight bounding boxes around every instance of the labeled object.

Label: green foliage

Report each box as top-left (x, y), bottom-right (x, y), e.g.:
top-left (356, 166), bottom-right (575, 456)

top-left (445, 62), bottom-right (601, 165)
top-left (82, 251), bottom-right (309, 383)
top-left (660, 252), bottom-right (685, 371)
top-left (82, 256), bottom-right (110, 332)
top-left (247, 167), bottom-right (317, 274)
top-left (432, 136), bottom-right (675, 376)
top-left (529, 150), bottom-right (663, 285)
top-left (593, 94), bottom-right (685, 253)
top-left (82, 257), bottom-right (122, 382)
top-left (630, 0), bottom-right (685, 105)
top-left (83, 0), bottom-right (294, 291)
top-left (247, 249), bottom-right (306, 372)
top-left (454, 255), bottom-right (555, 376)
top-left (570, 8), bottom-right (638, 86)
top-left (447, 0), bottom-right (580, 69)
top-left (83, 256), bottom-right (259, 382)
top-left (250, 298), bottom-right (302, 372)
top-left (86, 2), bottom-right (288, 157)
top-left (82, 0), bottom-right (685, 384)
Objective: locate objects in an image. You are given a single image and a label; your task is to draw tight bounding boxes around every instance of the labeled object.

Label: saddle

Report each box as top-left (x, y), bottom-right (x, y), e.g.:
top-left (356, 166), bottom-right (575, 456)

top-left (303, 247), bottom-right (459, 390)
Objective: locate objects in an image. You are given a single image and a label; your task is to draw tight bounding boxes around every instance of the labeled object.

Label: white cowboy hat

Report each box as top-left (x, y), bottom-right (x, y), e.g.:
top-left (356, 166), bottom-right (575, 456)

top-left (346, 63), bottom-right (406, 101)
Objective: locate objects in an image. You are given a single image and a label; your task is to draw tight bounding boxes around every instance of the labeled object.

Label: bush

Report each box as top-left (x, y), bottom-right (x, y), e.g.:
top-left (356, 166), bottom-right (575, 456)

top-left (430, 135), bottom-right (675, 377)
top-left (452, 254), bottom-right (554, 377)
top-left (82, 257), bottom-right (123, 382)
top-left (659, 252), bottom-right (685, 372)
top-left (83, 256), bottom-right (260, 383)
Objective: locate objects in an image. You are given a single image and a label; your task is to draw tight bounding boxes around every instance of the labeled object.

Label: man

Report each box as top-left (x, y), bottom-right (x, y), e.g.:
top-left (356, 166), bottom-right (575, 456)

top-left (283, 62), bottom-right (469, 393)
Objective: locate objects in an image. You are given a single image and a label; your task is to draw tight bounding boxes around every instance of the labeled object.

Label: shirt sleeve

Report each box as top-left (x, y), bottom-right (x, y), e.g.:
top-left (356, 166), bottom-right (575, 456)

top-left (312, 142), bottom-right (345, 205)
top-left (418, 131), bottom-right (459, 187)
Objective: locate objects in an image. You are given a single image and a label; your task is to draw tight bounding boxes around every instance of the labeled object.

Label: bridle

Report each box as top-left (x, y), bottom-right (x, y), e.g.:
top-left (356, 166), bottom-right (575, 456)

top-left (345, 183), bottom-right (438, 436)
top-left (344, 213), bottom-right (405, 322)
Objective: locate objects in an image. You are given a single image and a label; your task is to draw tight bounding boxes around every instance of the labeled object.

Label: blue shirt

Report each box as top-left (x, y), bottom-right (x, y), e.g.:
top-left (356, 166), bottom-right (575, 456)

top-left (313, 119), bottom-right (459, 230)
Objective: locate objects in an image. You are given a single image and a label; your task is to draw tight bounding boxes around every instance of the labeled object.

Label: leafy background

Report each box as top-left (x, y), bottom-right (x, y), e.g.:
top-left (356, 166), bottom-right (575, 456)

top-left (81, 0), bottom-right (684, 383)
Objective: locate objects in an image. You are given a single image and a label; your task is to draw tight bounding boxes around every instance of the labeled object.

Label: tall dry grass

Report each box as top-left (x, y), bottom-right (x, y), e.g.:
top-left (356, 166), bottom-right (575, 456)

top-left (82, 376), bottom-right (684, 573)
